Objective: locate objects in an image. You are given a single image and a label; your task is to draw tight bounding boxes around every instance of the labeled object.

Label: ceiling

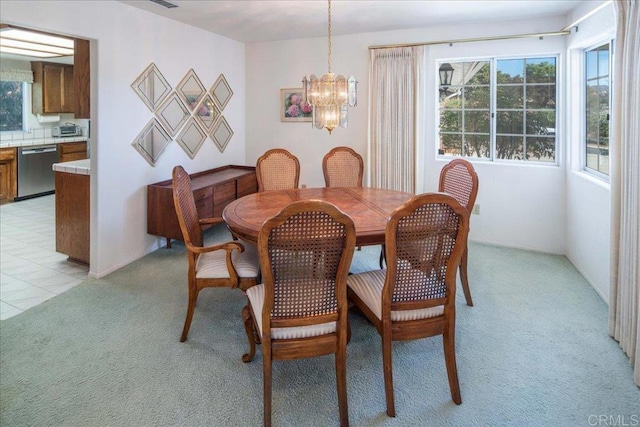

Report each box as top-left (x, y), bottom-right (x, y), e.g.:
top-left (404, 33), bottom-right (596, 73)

top-left (119, 0), bottom-right (584, 44)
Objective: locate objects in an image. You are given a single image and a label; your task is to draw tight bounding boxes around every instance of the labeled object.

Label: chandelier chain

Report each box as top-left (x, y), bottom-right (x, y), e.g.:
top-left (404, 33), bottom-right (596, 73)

top-left (328, 0), bottom-right (332, 73)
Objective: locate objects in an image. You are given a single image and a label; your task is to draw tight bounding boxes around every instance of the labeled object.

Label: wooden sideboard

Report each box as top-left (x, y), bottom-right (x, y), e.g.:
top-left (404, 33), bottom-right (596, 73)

top-left (147, 165), bottom-right (257, 247)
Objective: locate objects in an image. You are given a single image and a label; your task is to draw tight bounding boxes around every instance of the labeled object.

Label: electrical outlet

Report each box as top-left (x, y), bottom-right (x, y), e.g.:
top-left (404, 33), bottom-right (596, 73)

top-left (301, 184), bottom-right (307, 188)
top-left (472, 204), bottom-right (480, 215)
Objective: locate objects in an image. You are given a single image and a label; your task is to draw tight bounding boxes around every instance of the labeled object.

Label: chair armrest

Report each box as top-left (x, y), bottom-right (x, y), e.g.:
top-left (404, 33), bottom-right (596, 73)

top-left (186, 240), bottom-right (245, 255)
top-left (199, 217), bottom-right (225, 226)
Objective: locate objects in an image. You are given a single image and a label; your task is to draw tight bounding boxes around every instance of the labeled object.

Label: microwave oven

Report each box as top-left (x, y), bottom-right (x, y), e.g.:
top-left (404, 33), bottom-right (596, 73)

top-left (52, 125), bottom-right (82, 137)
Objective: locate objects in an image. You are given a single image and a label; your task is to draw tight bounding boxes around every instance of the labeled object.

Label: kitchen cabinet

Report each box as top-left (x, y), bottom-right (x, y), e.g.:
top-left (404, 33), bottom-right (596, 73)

top-left (0, 148), bottom-right (17, 202)
top-left (147, 165), bottom-right (257, 247)
top-left (59, 141), bottom-right (88, 162)
top-left (31, 61), bottom-right (75, 114)
top-left (73, 38), bottom-right (91, 119)
top-left (55, 169), bottom-right (89, 265)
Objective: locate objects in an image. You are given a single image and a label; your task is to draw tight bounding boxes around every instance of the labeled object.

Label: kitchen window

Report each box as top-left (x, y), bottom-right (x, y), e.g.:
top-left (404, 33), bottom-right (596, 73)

top-left (0, 80), bottom-right (26, 132)
top-left (0, 69), bottom-right (33, 133)
top-left (438, 56), bottom-right (558, 163)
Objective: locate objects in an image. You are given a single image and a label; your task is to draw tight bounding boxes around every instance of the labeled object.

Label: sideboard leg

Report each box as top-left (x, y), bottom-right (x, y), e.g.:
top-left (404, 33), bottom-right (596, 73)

top-left (166, 237), bottom-right (172, 249)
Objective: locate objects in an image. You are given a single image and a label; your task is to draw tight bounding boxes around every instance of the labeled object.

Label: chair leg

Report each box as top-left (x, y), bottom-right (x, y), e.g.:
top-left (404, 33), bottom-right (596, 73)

top-left (180, 286), bottom-right (199, 342)
top-left (381, 333), bottom-right (396, 417)
top-left (263, 349), bottom-right (273, 427)
top-left (379, 245), bottom-right (386, 269)
top-left (242, 305), bottom-right (256, 363)
top-left (335, 337), bottom-right (349, 426)
top-left (459, 247), bottom-right (473, 306)
top-left (443, 324), bottom-right (462, 405)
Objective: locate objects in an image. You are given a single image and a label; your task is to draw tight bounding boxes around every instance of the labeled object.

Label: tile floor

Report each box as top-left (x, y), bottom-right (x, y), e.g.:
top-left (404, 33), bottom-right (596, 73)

top-left (0, 195), bottom-right (88, 320)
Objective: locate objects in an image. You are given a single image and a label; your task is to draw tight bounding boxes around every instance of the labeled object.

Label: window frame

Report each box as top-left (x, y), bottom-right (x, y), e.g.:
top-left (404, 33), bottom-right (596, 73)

top-left (436, 54), bottom-right (560, 166)
top-left (582, 40), bottom-right (612, 180)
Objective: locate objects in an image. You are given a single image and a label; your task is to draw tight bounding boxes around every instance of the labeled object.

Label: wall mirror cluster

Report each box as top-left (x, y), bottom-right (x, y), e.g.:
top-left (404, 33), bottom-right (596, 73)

top-left (130, 64), bottom-right (234, 166)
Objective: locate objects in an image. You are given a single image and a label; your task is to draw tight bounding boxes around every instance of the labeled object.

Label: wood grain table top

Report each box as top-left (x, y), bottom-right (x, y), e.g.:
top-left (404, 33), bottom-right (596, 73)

top-left (222, 187), bottom-right (414, 246)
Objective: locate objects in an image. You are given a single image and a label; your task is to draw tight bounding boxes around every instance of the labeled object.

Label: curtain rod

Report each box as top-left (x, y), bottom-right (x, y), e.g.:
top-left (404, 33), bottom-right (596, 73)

top-left (368, 30), bottom-right (570, 50)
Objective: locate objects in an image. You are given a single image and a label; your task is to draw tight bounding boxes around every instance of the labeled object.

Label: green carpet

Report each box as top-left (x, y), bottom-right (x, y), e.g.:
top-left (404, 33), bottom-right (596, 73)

top-left (1, 224), bottom-right (638, 426)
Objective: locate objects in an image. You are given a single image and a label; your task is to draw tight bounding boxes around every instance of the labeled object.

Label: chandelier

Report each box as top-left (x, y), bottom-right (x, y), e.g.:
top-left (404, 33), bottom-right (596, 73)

top-left (302, 0), bottom-right (357, 134)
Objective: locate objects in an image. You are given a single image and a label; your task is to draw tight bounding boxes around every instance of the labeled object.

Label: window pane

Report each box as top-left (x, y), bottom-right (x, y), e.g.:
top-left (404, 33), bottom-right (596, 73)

top-left (526, 111), bottom-right (555, 135)
top-left (496, 135), bottom-right (524, 160)
top-left (586, 50), bottom-right (598, 79)
top-left (598, 47), bottom-right (610, 76)
top-left (497, 59), bottom-right (524, 84)
top-left (526, 85), bottom-right (556, 109)
top-left (0, 81), bottom-right (24, 132)
top-left (526, 58), bottom-right (556, 83)
top-left (599, 146), bottom-right (609, 174)
top-left (586, 111), bottom-right (600, 141)
top-left (464, 134), bottom-right (490, 158)
top-left (440, 133), bottom-right (462, 156)
top-left (464, 87), bottom-right (490, 109)
top-left (497, 86), bottom-right (524, 109)
top-left (526, 137), bottom-right (555, 162)
top-left (464, 111), bottom-right (490, 133)
top-left (496, 111), bottom-right (523, 134)
top-left (465, 61), bottom-right (490, 85)
top-left (440, 110), bottom-right (461, 132)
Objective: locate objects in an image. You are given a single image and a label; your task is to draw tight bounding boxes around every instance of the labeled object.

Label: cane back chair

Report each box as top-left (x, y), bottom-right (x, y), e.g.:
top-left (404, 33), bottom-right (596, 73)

top-left (347, 192), bottom-right (469, 417)
top-left (439, 158), bottom-right (478, 306)
top-left (323, 146), bottom-right (364, 187)
top-left (255, 148), bottom-right (300, 192)
top-left (172, 165), bottom-right (260, 342)
top-left (242, 200), bottom-right (356, 426)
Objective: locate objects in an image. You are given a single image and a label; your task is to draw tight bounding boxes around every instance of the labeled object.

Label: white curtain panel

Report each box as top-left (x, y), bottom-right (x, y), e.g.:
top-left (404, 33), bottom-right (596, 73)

top-left (609, 0), bottom-right (640, 386)
top-left (368, 46), bottom-right (424, 193)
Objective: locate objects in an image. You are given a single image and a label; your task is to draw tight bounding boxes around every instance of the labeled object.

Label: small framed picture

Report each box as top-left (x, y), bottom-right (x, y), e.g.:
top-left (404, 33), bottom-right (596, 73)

top-left (280, 88), bottom-right (313, 122)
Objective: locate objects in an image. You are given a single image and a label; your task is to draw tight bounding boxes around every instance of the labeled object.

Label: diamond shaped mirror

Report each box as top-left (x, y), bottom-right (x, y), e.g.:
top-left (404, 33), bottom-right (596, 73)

top-left (176, 117), bottom-right (207, 159)
top-left (194, 93), bottom-right (220, 134)
top-left (176, 69), bottom-right (206, 112)
top-left (211, 74), bottom-right (233, 110)
top-left (131, 63), bottom-right (172, 112)
top-left (210, 116), bottom-right (233, 153)
top-left (155, 92), bottom-right (190, 137)
top-left (131, 118), bottom-right (171, 166)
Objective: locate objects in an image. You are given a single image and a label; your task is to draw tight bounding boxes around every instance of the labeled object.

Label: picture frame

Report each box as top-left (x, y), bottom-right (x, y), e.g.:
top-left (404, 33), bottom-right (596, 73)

top-left (280, 88), bottom-right (313, 122)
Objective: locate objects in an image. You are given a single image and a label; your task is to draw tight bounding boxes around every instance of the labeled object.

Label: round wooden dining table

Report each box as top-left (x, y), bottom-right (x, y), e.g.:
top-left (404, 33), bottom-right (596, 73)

top-left (222, 187), bottom-right (414, 246)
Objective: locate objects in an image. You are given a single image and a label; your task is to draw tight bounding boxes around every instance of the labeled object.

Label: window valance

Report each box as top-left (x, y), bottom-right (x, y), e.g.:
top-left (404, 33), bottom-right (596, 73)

top-left (0, 68), bottom-right (34, 83)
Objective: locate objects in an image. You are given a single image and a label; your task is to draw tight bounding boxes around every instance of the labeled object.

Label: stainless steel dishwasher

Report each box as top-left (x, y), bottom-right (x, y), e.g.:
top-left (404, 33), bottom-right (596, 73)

top-left (16, 144), bottom-right (59, 201)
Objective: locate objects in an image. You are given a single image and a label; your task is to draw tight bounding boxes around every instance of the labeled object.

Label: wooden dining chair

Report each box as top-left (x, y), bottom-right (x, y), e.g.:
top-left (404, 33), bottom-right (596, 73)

top-left (347, 192), bottom-right (470, 417)
top-left (172, 165), bottom-right (260, 342)
top-left (322, 146), bottom-right (364, 187)
top-left (255, 148), bottom-right (300, 192)
top-left (439, 158), bottom-right (479, 306)
top-left (241, 200), bottom-right (356, 427)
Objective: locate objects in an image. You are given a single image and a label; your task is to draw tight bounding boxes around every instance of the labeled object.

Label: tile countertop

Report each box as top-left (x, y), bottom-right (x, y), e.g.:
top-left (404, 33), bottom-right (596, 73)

top-left (53, 159), bottom-right (90, 175)
top-left (0, 136), bottom-right (87, 149)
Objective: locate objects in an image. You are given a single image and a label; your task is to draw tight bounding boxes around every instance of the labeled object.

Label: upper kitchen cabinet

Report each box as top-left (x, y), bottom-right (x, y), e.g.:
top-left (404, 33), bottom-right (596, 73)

top-left (73, 38), bottom-right (90, 118)
top-left (30, 38), bottom-right (90, 118)
top-left (31, 61), bottom-right (75, 114)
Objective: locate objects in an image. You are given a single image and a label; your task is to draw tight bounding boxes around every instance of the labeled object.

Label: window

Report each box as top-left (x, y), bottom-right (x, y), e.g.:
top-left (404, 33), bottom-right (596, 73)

top-left (0, 80), bottom-right (26, 132)
top-left (438, 56), bottom-right (557, 163)
top-left (585, 42), bottom-right (610, 176)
